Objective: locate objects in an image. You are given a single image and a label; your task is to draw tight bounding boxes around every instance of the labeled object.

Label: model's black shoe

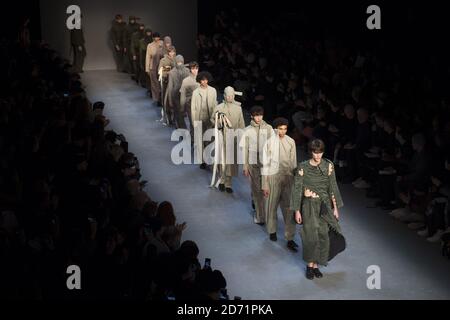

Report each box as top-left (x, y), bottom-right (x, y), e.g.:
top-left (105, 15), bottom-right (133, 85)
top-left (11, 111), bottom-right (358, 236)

top-left (218, 184), bottom-right (225, 192)
top-left (287, 240), bottom-right (298, 252)
top-left (199, 163), bottom-right (207, 170)
top-left (313, 268), bottom-right (323, 278)
top-left (306, 267), bottom-right (315, 280)
top-left (256, 222), bottom-right (265, 226)
top-left (225, 187), bottom-right (233, 194)
top-left (269, 233), bottom-right (277, 241)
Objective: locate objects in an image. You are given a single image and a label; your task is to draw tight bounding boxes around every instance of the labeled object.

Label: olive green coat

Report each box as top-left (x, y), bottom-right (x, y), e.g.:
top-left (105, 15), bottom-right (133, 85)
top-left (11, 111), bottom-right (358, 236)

top-left (290, 158), bottom-right (344, 266)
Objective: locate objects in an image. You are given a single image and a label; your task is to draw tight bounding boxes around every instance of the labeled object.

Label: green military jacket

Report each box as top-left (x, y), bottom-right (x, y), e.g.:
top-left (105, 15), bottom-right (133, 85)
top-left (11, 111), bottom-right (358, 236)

top-left (290, 158), bottom-right (344, 233)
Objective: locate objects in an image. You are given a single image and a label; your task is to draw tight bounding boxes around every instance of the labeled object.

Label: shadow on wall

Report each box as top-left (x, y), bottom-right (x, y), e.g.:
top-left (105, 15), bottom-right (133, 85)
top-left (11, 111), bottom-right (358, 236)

top-left (40, 0), bottom-right (197, 70)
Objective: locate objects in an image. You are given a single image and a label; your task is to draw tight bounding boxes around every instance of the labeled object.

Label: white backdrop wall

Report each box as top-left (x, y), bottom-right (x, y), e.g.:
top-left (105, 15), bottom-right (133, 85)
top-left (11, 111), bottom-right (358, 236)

top-left (40, 0), bottom-right (197, 70)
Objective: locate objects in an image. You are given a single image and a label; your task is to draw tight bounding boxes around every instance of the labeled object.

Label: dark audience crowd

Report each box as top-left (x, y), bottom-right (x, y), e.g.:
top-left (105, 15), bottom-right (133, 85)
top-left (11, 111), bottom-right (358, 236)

top-left (0, 26), bottom-right (228, 300)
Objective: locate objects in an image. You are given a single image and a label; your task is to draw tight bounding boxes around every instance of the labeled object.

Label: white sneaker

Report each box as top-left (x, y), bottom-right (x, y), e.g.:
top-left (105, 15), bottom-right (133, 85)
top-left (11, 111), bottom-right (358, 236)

top-left (253, 215), bottom-right (263, 224)
top-left (354, 180), bottom-right (371, 189)
top-left (417, 228), bottom-right (429, 237)
top-left (353, 180), bottom-right (362, 187)
top-left (408, 222), bottom-right (425, 230)
top-left (399, 212), bottom-right (424, 222)
top-left (427, 229), bottom-right (445, 243)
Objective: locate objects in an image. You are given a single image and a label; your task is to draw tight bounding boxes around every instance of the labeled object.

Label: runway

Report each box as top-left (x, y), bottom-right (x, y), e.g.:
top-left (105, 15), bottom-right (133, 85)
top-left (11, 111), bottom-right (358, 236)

top-left (82, 70), bottom-right (450, 300)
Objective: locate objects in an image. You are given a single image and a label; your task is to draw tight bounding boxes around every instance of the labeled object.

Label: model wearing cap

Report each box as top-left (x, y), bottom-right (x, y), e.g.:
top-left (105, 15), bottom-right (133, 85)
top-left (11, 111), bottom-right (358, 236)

top-left (139, 28), bottom-right (153, 91)
top-left (123, 16), bottom-right (140, 74)
top-left (210, 86), bottom-right (245, 193)
top-left (165, 55), bottom-right (190, 129)
top-left (158, 45), bottom-right (177, 125)
top-left (145, 32), bottom-right (164, 105)
top-left (110, 14), bottom-right (127, 72)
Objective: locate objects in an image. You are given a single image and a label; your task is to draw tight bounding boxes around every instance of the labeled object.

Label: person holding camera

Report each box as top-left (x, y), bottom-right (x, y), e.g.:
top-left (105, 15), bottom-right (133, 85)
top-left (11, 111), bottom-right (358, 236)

top-left (290, 139), bottom-right (345, 280)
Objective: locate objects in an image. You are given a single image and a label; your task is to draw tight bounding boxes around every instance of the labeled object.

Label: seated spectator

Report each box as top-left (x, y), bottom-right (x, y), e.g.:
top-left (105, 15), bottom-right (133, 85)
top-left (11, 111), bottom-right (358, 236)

top-left (417, 170), bottom-right (450, 242)
top-left (195, 269), bottom-right (227, 300)
top-left (156, 201), bottom-right (187, 251)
